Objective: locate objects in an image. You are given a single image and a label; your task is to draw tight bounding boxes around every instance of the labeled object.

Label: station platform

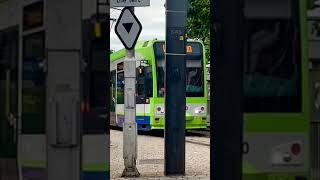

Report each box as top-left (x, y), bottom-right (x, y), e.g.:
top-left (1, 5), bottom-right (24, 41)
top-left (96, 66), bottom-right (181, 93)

top-left (111, 129), bottom-right (210, 179)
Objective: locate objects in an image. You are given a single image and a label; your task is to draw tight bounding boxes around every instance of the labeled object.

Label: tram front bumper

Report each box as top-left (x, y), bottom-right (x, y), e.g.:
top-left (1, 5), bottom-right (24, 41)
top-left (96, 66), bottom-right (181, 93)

top-left (243, 173), bottom-right (308, 180)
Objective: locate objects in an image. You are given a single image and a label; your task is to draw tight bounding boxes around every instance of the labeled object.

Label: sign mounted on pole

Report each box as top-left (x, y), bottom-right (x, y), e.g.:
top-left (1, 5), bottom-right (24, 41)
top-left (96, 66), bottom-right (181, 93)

top-left (115, 8), bottom-right (142, 50)
top-left (110, 0), bottom-right (150, 7)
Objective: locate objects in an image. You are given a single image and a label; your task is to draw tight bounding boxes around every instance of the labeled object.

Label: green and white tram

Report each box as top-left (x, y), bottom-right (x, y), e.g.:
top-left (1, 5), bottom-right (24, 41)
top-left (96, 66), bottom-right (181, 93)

top-left (241, 0), bottom-right (312, 179)
top-left (110, 39), bottom-right (208, 131)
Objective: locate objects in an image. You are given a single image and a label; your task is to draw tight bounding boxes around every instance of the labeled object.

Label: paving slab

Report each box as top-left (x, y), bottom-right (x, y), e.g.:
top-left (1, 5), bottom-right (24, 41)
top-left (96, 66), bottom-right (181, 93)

top-left (111, 130), bottom-right (210, 179)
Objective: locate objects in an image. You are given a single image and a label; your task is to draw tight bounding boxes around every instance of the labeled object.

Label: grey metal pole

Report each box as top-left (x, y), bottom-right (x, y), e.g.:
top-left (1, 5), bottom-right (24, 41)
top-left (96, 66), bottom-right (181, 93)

top-left (122, 7), bottom-right (140, 178)
top-left (211, 0), bottom-right (243, 179)
top-left (46, 0), bottom-right (82, 179)
top-left (164, 0), bottom-right (187, 176)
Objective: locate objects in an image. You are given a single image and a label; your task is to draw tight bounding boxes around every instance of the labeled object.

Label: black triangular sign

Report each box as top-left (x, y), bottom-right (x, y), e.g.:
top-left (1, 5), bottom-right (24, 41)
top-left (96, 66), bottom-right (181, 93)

top-left (123, 23), bottom-right (134, 33)
top-left (115, 7), bottom-right (142, 50)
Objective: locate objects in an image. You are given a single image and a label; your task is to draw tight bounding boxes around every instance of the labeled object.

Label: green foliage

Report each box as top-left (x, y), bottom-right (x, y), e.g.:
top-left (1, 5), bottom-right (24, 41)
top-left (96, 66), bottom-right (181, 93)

top-left (187, 0), bottom-right (210, 62)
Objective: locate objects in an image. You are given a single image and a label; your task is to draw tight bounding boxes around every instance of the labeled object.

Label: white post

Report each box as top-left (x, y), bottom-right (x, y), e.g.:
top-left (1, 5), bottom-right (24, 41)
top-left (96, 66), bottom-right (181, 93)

top-left (122, 7), bottom-right (140, 177)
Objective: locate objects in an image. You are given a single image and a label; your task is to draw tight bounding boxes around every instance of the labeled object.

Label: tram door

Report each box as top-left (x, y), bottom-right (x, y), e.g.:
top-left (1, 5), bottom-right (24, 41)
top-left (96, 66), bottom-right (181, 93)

top-left (0, 29), bottom-right (19, 179)
top-left (136, 62), bottom-right (152, 130)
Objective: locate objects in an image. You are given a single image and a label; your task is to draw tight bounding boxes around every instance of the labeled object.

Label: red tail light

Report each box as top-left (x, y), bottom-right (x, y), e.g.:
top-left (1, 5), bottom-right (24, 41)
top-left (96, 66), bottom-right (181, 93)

top-left (291, 143), bottom-right (301, 156)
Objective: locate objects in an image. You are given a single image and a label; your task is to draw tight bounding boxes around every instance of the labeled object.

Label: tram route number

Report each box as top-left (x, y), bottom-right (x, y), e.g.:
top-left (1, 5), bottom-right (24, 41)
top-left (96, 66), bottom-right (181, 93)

top-left (243, 142), bottom-right (249, 154)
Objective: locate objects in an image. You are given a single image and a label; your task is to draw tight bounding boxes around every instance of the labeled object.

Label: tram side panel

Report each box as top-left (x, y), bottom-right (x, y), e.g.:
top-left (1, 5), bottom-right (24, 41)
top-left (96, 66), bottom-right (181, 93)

top-left (82, 19), bottom-right (109, 179)
top-left (242, 0), bottom-right (310, 179)
top-left (308, 4), bottom-right (320, 179)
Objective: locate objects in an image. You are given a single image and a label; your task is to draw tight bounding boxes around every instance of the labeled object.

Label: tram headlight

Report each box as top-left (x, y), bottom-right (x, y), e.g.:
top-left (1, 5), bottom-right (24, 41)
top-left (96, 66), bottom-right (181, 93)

top-left (194, 106), bottom-right (206, 115)
top-left (271, 141), bottom-right (303, 166)
top-left (155, 106), bottom-right (165, 115)
top-left (291, 143), bottom-right (301, 156)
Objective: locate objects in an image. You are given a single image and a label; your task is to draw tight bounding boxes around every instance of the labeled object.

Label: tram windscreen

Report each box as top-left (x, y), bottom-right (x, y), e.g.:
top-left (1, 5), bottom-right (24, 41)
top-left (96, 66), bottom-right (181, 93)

top-left (154, 42), bottom-right (204, 97)
top-left (243, 0), bottom-right (301, 112)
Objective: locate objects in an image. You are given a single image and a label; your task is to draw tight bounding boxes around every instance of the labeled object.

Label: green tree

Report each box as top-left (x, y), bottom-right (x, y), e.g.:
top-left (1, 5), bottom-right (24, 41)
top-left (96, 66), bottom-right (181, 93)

top-left (187, 0), bottom-right (210, 62)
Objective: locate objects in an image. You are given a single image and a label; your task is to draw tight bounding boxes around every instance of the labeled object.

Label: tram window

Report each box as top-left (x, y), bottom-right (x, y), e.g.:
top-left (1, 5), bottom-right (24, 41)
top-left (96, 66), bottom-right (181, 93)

top-left (186, 59), bottom-right (204, 97)
top-left (23, 32), bottom-right (45, 60)
top-left (144, 67), bottom-right (153, 97)
top-left (23, 1), bottom-right (44, 31)
top-left (110, 70), bottom-right (116, 111)
top-left (91, 48), bottom-right (107, 71)
top-left (154, 42), bottom-right (205, 97)
top-left (137, 68), bottom-right (144, 96)
top-left (136, 66), bottom-right (153, 98)
top-left (117, 71), bottom-right (125, 104)
top-left (89, 48), bottom-right (108, 108)
top-left (156, 63), bottom-right (165, 97)
top-left (22, 31), bottom-right (45, 133)
top-left (90, 71), bottom-right (107, 107)
top-left (243, 1), bottom-right (301, 112)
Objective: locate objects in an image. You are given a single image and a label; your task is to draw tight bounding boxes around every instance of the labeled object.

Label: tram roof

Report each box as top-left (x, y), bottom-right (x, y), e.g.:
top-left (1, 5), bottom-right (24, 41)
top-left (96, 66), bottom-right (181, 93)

top-left (110, 39), bottom-right (205, 63)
